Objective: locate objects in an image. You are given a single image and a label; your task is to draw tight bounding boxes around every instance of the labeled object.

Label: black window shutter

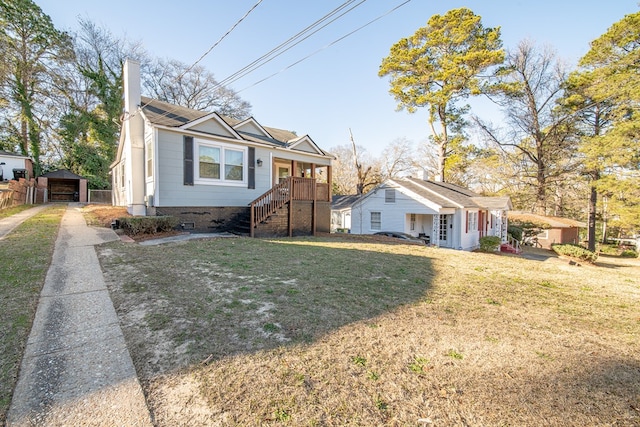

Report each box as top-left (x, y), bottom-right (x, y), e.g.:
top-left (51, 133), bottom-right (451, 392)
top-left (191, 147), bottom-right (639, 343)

top-left (248, 146), bottom-right (255, 189)
top-left (183, 136), bottom-right (194, 186)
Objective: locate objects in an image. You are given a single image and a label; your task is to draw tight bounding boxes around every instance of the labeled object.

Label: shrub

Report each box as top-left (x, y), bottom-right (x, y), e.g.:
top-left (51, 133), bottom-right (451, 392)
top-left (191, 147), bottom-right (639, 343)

top-left (479, 235), bottom-right (501, 252)
top-left (507, 225), bottom-right (523, 241)
top-left (118, 216), bottom-right (178, 236)
top-left (620, 249), bottom-right (638, 258)
top-left (551, 243), bottom-right (598, 263)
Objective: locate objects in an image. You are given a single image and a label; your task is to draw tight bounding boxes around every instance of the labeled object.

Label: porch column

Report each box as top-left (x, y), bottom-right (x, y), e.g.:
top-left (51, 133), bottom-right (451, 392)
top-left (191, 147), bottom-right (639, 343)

top-left (432, 214), bottom-right (440, 248)
top-left (327, 166), bottom-right (332, 201)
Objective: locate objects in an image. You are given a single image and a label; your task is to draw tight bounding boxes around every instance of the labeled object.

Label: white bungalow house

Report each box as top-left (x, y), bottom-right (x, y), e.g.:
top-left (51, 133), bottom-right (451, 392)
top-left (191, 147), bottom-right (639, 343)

top-left (337, 177), bottom-right (512, 251)
top-left (111, 59), bottom-right (334, 237)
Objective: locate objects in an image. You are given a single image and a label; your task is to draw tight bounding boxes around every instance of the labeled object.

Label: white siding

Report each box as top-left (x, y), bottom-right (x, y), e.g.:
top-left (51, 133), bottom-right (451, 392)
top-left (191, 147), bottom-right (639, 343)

top-left (460, 209), bottom-right (480, 250)
top-left (350, 187), bottom-right (439, 234)
top-left (0, 155), bottom-right (28, 180)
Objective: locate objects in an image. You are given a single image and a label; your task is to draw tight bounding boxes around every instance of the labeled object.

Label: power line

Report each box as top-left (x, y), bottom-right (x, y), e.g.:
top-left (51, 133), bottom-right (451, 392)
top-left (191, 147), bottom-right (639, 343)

top-left (128, 0), bottom-right (263, 121)
top-left (179, 0), bottom-right (264, 79)
top-left (214, 0), bottom-right (366, 89)
top-left (238, 0), bottom-right (413, 92)
top-left (134, 0), bottom-right (366, 124)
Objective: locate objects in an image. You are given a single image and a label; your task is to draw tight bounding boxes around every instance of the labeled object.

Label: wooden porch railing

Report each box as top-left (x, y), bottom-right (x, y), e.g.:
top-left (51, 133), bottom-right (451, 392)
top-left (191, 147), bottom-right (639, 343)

top-left (249, 177), bottom-right (330, 237)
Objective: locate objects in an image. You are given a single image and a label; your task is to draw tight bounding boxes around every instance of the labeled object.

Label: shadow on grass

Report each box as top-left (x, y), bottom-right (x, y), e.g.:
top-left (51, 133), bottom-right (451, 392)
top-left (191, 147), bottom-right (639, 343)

top-left (472, 356), bottom-right (640, 424)
top-left (98, 236), bottom-right (435, 376)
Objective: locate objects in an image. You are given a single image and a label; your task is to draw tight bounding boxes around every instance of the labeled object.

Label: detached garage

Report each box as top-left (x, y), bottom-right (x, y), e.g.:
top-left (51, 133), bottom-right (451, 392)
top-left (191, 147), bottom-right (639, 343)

top-left (39, 170), bottom-right (88, 202)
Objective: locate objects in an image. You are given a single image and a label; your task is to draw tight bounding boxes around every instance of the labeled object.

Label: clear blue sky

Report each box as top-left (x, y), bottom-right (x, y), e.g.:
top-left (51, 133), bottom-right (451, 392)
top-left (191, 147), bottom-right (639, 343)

top-left (38, 0), bottom-right (638, 156)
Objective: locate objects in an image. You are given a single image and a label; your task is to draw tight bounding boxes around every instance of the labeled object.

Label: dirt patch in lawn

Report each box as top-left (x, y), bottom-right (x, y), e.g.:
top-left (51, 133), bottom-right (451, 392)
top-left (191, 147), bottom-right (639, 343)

top-left (97, 235), bottom-right (640, 426)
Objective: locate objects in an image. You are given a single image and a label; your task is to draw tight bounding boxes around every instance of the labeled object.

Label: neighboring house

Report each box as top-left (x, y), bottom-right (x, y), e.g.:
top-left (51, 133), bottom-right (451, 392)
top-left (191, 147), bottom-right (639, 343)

top-left (331, 194), bottom-right (361, 232)
top-left (509, 211), bottom-right (586, 249)
top-left (342, 178), bottom-right (512, 251)
top-left (0, 150), bottom-right (33, 181)
top-left (111, 59), bottom-right (333, 237)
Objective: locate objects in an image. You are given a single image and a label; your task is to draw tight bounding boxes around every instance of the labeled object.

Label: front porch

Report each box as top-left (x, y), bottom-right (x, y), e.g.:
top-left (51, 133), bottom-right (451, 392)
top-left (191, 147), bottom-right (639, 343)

top-left (404, 212), bottom-right (455, 248)
top-left (250, 157), bottom-right (332, 237)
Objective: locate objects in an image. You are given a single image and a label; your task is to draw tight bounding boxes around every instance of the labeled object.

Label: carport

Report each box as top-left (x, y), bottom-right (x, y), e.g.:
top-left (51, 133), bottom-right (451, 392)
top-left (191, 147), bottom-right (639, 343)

top-left (39, 170), bottom-right (88, 202)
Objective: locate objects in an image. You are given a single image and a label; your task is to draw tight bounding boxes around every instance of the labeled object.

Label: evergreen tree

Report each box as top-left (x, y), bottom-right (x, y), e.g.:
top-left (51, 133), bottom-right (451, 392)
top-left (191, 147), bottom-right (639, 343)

top-left (379, 8), bottom-right (503, 182)
top-left (0, 0), bottom-right (72, 174)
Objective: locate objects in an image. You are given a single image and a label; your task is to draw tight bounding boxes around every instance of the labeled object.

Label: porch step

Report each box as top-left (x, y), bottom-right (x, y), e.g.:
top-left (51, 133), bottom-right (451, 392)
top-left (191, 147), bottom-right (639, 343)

top-left (226, 210), bottom-right (251, 236)
top-left (500, 243), bottom-right (521, 254)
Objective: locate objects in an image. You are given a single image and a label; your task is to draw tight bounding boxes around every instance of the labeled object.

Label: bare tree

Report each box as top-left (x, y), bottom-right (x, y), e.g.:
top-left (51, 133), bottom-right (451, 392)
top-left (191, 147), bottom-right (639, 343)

top-left (380, 137), bottom-right (415, 180)
top-left (143, 58), bottom-right (251, 119)
top-left (330, 130), bottom-right (382, 195)
top-left (475, 40), bottom-right (578, 214)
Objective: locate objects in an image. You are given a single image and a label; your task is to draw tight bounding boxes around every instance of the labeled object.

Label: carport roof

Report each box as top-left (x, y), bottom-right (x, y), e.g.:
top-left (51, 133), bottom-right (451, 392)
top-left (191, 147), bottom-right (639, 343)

top-left (41, 170), bottom-right (85, 179)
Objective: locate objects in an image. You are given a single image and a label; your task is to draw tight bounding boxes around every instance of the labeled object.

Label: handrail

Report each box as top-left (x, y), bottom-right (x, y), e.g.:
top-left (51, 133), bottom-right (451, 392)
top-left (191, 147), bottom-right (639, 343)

top-left (250, 177), bottom-right (292, 236)
top-left (249, 177), bottom-right (329, 236)
top-left (507, 235), bottom-right (521, 253)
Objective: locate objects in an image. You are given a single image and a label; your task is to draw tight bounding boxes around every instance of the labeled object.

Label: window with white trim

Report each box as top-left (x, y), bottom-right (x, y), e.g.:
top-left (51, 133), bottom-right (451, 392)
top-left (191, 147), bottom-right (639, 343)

top-left (196, 140), bottom-right (246, 184)
top-left (410, 213), bottom-right (416, 231)
top-left (145, 139), bottom-right (153, 178)
top-left (467, 211), bottom-right (478, 233)
top-left (371, 211), bottom-right (381, 230)
top-left (385, 189), bottom-right (396, 203)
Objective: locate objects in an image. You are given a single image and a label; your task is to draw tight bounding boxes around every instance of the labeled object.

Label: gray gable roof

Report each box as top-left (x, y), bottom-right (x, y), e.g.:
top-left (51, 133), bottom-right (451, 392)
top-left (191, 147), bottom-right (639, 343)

top-left (332, 194), bottom-right (361, 210)
top-left (389, 178), bottom-right (511, 210)
top-left (392, 179), bottom-right (462, 208)
top-left (400, 178), bottom-right (482, 208)
top-left (140, 96), bottom-right (308, 150)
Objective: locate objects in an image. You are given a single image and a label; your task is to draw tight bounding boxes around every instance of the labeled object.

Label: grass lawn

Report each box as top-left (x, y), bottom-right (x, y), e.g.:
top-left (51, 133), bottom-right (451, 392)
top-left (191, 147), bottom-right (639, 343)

top-left (0, 205), bottom-right (64, 425)
top-left (0, 205), bottom-right (33, 220)
top-left (96, 235), bottom-right (640, 426)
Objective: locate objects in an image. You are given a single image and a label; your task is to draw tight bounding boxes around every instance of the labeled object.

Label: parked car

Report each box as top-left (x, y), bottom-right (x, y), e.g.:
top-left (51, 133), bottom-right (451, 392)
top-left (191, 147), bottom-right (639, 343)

top-left (373, 231), bottom-right (425, 244)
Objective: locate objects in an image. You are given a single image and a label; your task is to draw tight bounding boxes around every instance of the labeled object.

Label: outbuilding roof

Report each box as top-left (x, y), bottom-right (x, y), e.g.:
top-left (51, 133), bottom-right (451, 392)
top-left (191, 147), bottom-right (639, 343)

top-left (41, 170), bottom-right (85, 180)
top-left (509, 211), bottom-right (586, 228)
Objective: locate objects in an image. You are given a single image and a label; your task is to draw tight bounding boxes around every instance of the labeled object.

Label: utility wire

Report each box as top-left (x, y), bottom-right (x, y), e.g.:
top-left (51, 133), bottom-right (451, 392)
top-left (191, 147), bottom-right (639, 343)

top-left (214, 0), bottom-right (365, 89)
top-left (179, 0), bottom-right (264, 79)
top-left (238, 0), bottom-right (413, 92)
top-left (136, 0), bottom-right (366, 123)
top-left (127, 0), bottom-right (263, 120)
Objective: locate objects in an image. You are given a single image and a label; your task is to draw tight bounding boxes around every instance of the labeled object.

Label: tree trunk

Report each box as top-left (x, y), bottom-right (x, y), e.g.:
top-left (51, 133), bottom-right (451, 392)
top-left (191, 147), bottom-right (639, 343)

top-left (587, 183), bottom-right (598, 251)
top-left (534, 162), bottom-right (547, 215)
top-left (436, 142), bottom-right (446, 182)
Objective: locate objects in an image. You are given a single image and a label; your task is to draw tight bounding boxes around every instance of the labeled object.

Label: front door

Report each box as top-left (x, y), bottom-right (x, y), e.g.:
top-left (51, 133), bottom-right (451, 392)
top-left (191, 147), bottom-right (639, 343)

top-left (276, 164), bottom-right (291, 185)
top-left (439, 214), bottom-right (451, 247)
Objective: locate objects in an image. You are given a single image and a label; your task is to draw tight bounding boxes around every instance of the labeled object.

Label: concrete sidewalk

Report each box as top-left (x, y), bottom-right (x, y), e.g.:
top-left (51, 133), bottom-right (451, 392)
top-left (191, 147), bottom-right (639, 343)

top-left (7, 204), bottom-right (152, 426)
top-left (0, 205), bottom-right (49, 240)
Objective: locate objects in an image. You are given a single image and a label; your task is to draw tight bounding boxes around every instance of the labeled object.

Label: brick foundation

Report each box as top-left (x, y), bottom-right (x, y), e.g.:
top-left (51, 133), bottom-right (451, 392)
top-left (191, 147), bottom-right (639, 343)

top-left (155, 206), bottom-right (249, 233)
